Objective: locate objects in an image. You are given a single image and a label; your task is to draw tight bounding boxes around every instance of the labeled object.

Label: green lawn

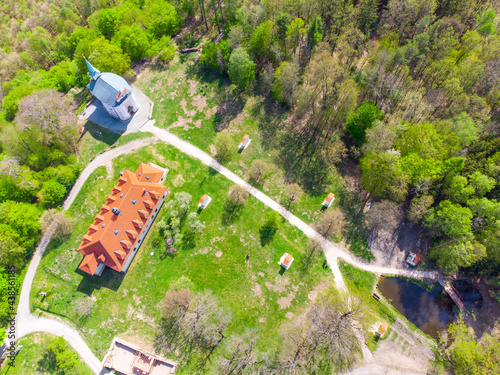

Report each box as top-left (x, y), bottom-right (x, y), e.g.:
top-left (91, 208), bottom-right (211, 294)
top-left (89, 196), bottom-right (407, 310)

top-left (30, 144), bottom-right (332, 372)
top-left (0, 333), bottom-right (92, 375)
top-left (77, 121), bottom-right (154, 167)
top-left (135, 55), bottom-right (372, 259)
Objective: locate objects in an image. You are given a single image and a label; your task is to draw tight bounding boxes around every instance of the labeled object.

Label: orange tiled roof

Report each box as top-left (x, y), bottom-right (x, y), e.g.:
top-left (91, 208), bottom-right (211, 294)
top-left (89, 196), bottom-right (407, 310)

top-left (325, 193), bottom-right (335, 203)
top-left (283, 254), bottom-right (293, 266)
top-left (378, 322), bottom-right (389, 335)
top-left (135, 163), bottom-right (164, 183)
top-left (77, 163), bottom-right (168, 275)
top-left (241, 134), bottom-right (249, 143)
top-left (199, 194), bottom-right (208, 204)
top-left (80, 253), bottom-right (99, 275)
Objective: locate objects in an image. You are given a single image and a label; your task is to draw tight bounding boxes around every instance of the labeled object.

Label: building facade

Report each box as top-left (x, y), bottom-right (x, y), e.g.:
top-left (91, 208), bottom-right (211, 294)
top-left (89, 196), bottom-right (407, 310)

top-left (85, 59), bottom-right (139, 121)
top-left (77, 163), bottom-right (168, 276)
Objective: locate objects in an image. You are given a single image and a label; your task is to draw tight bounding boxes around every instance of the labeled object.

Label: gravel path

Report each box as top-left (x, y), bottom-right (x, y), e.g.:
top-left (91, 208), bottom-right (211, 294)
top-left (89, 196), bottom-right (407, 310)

top-left (11, 139), bottom-right (159, 374)
top-left (142, 123), bottom-right (441, 288)
top-left (12, 125), bottom-right (441, 374)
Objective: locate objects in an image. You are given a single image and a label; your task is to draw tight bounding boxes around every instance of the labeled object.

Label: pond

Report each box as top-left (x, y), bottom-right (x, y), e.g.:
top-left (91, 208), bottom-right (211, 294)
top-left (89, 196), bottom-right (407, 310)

top-left (378, 276), bottom-right (457, 339)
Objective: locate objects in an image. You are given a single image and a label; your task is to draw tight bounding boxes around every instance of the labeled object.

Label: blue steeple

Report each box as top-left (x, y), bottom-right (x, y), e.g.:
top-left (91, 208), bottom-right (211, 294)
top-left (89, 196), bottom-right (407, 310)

top-left (84, 57), bottom-right (100, 80)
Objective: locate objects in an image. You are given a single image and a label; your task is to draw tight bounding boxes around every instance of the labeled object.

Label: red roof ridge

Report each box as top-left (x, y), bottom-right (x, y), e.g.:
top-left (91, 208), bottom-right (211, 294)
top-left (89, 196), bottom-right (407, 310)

top-left (137, 209), bottom-right (149, 219)
top-left (114, 249), bottom-right (127, 260)
top-left (126, 229), bottom-right (138, 239)
top-left (132, 219), bottom-right (143, 229)
top-left (94, 214), bottom-right (105, 223)
top-left (120, 239), bottom-right (132, 249)
top-left (80, 253), bottom-right (98, 275)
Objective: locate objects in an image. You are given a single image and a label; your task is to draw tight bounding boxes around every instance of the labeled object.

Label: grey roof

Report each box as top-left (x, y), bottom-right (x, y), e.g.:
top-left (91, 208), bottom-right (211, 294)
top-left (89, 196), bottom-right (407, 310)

top-left (87, 73), bottom-right (131, 107)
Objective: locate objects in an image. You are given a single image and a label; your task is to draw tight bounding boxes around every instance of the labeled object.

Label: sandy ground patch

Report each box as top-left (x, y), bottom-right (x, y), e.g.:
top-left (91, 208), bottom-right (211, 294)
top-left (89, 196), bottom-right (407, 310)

top-left (209, 144), bottom-right (216, 156)
top-left (252, 283), bottom-right (263, 299)
top-left (169, 115), bottom-right (193, 131)
top-left (191, 94), bottom-right (207, 112)
top-left (215, 251), bottom-right (223, 258)
top-left (257, 272), bottom-right (265, 277)
top-left (196, 247), bottom-right (210, 255)
top-left (265, 276), bottom-right (290, 293)
top-left (277, 292), bottom-right (295, 309)
top-left (193, 119), bottom-right (202, 128)
top-left (308, 282), bottom-right (329, 301)
top-left (188, 79), bottom-right (198, 96)
top-left (169, 90), bottom-right (177, 99)
top-left (259, 317), bottom-right (266, 323)
top-left (180, 98), bottom-right (197, 117)
top-left (347, 318), bottom-right (435, 375)
top-left (285, 312), bottom-right (294, 319)
top-left (103, 160), bottom-right (113, 178)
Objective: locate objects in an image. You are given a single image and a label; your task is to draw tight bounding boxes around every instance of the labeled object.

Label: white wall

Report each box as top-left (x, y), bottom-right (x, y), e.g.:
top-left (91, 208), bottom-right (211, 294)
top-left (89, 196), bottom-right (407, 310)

top-left (121, 190), bottom-right (170, 273)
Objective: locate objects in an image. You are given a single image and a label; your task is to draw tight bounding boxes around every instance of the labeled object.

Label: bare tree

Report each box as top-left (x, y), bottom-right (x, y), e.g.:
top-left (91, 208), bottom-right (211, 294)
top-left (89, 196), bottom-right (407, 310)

top-left (315, 209), bottom-right (345, 240)
top-left (282, 183), bottom-right (304, 209)
top-left (277, 292), bottom-right (362, 374)
top-left (73, 297), bottom-right (94, 319)
top-left (5, 89), bottom-right (78, 171)
top-left (365, 200), bottom-right (404, 233)
top-left (249, 160), bottom-right (270, 185)
top-left (40, 209), bottom-right (74, 240)
top-left (216, 331), bottom-right (270, 375)
top-left (155, 290), bottom-right (232, 358)
top-left (229, 185), bottom-right (249, 207)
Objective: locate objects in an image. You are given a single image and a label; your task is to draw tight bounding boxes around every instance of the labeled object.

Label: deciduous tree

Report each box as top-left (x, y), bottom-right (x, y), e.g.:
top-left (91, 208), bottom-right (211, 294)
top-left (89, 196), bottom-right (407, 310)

top-left (214, 133), bottom-right (236, 163)
top-left (228, 48), bottom-right (256, 90)
top-left (228, 184), bottom-right (249, 207)
top-left (360, 152), bottom-right (409, 201)
top-left (248, 160), bottom-right (270, 184)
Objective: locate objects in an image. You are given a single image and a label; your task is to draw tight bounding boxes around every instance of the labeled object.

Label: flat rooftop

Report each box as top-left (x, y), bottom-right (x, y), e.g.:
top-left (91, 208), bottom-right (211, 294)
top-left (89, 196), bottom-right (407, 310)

top-left (103, 338), bottom-right (177, 375)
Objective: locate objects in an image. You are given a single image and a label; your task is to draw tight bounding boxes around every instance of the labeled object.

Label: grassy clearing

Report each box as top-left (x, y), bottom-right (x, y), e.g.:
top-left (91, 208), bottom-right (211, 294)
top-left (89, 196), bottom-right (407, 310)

top-left (135, 58), bottom-right (372, 259)
top-left (0, 333), bottom-right (92, 375)
top-left (77, 121), bottom-right (153, 167)
top-left (30, 144), bottom-right (332, 371)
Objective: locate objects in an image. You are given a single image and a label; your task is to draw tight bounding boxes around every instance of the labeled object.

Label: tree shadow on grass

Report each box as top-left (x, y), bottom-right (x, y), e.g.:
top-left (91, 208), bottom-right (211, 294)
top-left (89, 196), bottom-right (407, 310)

top-left (276, 129), bottom-right (334, 194)
top-left (79, 121), bottom-right (120, 146)
top-left (248, 98), bottom-right (287, 151)
top-left (335, 182), bottom-right (374, 261)
top-left (221, 201), bottom-right (242, 226)
top-left (76, 267), bottom-right (125, 296)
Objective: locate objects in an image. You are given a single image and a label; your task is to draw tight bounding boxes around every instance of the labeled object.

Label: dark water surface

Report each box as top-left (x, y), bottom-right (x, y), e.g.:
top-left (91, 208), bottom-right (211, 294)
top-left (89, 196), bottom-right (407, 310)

top-left (378, 277), bottom-right (457, 339)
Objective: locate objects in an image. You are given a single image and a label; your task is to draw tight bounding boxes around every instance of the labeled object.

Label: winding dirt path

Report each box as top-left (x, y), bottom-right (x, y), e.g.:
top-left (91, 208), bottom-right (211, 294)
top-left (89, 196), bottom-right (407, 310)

top-left (12, 138), bottom-right (158, 374)
top-left (12, 126), bottom-right (441, 374)
top-left (142, 123), bottom-right (441, 288)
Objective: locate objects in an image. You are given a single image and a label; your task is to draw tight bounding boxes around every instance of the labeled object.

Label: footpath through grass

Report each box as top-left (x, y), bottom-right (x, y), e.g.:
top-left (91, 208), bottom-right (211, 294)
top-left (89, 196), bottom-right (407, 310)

top-left (0, 333), bottom-right (93, 375)
top-left (30, 144), bottom-right (332, 371)
top-left (135, 57), bottom-right (372, 259)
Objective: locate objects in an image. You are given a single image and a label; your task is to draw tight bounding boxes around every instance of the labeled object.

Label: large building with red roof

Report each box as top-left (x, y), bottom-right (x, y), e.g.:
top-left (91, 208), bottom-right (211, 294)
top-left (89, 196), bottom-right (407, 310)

top-left (77, 163), bottom-right (169, 276)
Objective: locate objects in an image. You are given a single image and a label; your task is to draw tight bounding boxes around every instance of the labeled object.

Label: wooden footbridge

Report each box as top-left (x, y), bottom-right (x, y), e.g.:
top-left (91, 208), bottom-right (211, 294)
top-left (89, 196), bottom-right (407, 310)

top-left (438, 279), bottom-right (467, 314)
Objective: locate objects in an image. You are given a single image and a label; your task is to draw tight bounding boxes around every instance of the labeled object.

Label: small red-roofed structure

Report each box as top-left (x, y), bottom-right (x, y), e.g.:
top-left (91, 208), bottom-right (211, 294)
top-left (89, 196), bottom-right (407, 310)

top-left (199, 194), bottom-right (212, 209)
top-left (278, 253), bottom-right (294, 270)
top-left (239, 134), bottom-right (251, 150)
top-left (406, 252), bottom-right (422, 267)
top-left (76, 163), bottom-right (169, 276)
top-left (322, 193), bottom-right (335, 208)
top-left (376, 322), bottom-right (389, 337)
